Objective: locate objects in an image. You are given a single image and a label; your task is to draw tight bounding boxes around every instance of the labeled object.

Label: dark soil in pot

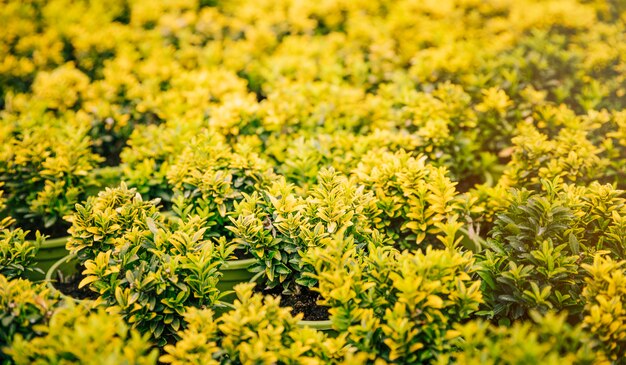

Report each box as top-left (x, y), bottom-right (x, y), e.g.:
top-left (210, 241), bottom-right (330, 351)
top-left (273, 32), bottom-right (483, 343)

top-left (51, 267), bottom-right (98, 301)
top-left (256, 285), bottom-right (330, 321)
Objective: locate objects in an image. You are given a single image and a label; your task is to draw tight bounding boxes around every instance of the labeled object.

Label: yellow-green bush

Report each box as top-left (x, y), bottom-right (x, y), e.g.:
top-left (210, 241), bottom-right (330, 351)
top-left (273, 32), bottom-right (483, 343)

top-left (0, 275), bottom-right (60, 361)
top-left (228, 168), bottom-right (381, 290)
top-left (0, 120), bottom-right (102, 235)
top-left (306, 237), bottom-right (482, 363)
top-left (161, 283), bottom-right (357, 365)
top-left (439, 312), bottom-right (603, 365)
top-left (0, 217), bottom-right (42, 279)
top-left (582, 255), bottom-right (626, 362)
top-left (2, 0), bottom-right (626, 362)
top-left (352, 150), bottom-right (465, 249)
top-left (6, 304), bottom-right (158, 365)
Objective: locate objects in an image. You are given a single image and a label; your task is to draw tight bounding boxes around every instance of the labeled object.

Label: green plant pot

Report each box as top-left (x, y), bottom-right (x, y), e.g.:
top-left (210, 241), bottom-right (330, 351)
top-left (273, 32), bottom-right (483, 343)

top-left (297, 319), bottom-right (334, 331)
top-left (26, 236), bottom-right (70, 281)
top-left (217, 258), bottom-right (257, 302)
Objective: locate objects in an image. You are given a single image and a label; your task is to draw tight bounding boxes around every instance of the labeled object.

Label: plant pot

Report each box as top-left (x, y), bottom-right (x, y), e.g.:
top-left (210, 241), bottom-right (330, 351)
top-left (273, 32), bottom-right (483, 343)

top-left (26, 236), bottom-right (70, 281)
top-left (217, 257), bottom-right (257, 302)
top-left (297, 319), bottom-right (334, 331)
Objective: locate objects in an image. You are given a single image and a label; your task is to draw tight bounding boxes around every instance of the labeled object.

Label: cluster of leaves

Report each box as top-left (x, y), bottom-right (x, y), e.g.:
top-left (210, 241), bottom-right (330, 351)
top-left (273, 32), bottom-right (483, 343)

top-left (0, 217), bottom-right (42, 279)
top-left (227, 168), bottom-right (381, 291)
top-left (479, 180), bottom-right (626, 322)
top-left (5, 303), bottom-right (158, 365)
top-left (161, 283), bottom-right (361, 365)
top-left (166, 130), bottom-right (276, 240)
top-left (66, 182), bottom-right (163, 264)
top-left (306, 237), bottom-right (482, 363)
top-left (439, 311), bottom-right (602, 364)
top-left (352, 150), bottom-right (467, 249)
top-left (0, 121), bottom-right (103, 235)
top-left (68, 184), bottom-right (232, 345)
top-left (0, 275), bottom-right (60, 362)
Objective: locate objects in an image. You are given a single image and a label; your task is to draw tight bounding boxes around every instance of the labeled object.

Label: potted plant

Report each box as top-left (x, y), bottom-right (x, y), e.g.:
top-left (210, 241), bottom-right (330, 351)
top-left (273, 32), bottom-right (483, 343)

top-left (161, 283), bottom-right (357, 365)
top-left (226, 168), bottom-right (383, 330)
top-left (351, 149), bottom-right (467, 250)
top-left (305, 237), bottom-right (483, 364)
top-left (0, 217), bottom-right (43, 280)
top-left (62, 184), bottom-right (235, 345)
top-left (165, 129), bottom-right (278, 290)
top-left (0, 121), bottom-right (103, 273)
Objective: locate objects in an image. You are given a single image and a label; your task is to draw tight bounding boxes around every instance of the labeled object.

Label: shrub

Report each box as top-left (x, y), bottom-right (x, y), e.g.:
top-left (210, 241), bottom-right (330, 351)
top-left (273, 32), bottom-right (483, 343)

top-left (0, 274), bottom-right (60, 361)
top-left (479, 181), bottom-right (626, 321)
top-left (161, 283), bottom-right (356, 365)
top-left (80, 215), bottom-right (232, 345)
top-left (352, 150), bottom-right (465, 250)
top-left (0, 121), bottom-right (102, 236)
top-left (479, 184), bottom-right (582, 320)
top-left (66, 182), bottom-right (163, 264)
top-left (582, 254), bottom-right (626, 362)
top-left (306, 237), bottom-right (482, 363)
top-left (0, 217), bottom-right (43, 279)
top-left (227, 168), bottom-right (382, 291)
top-left (439, 312), bottom-right (602, 365)
top-left (167, 130), bottom-right (276, 241)
top-left (6, 304), bottom-right (158, 365)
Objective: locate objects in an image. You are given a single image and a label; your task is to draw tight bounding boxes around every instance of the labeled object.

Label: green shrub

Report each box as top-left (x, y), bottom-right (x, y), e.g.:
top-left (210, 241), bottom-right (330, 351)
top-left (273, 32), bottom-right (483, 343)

top-left (0, 217), bottom-right (42, 279)
top-left (0, 274), bottom-right (60, 361)
top-left (66, 182), bottom-right (163, 264)
top-left (479, 185), bottom-right (581, 320)
top-left (6, 304), bottom-right (158, 365)
top-left (352, 150), bottom-right (465, 249)
top-left (439, 311), bottom-right (602, 365)
top-left (167, 130), bottom-right (276, 241)
top-left (582, 254), bottom-right (626, 363)
top-left (479, 181), bottom-right (626, 321)
top-left (0, 121), bottom-right (102, 236)
top-left (227, 168), bottom-right (382, 291)
top-left (80, 216), bottom-right (232, 345)
top-left (161, 283), bottom-right (356, 365)
top-left (306, 237), bottom-right (482, 363)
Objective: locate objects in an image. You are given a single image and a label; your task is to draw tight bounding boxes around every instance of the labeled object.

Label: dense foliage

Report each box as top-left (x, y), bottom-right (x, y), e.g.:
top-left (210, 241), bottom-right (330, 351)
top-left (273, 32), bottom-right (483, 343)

top-left (2, 0), bottom-right (626, 363)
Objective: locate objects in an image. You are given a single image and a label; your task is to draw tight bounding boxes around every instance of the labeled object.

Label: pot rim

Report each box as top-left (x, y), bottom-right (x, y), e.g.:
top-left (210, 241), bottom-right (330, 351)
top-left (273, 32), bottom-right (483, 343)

top-left (45, 253), bottom-right (92, 304)
top-left (40, 235), bottom-right (70, 248)
top-left (221, 257), bottom-right (256, 270)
